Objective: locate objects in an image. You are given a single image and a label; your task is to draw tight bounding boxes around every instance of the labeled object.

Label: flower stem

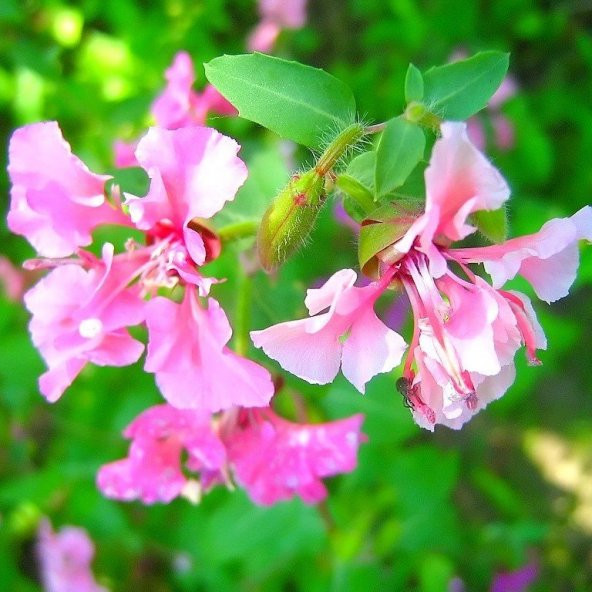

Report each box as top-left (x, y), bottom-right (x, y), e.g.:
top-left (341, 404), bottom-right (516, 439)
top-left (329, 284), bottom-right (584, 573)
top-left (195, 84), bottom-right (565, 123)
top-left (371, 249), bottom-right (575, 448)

top-left (233, 267), bottom-right (253, 356)
top-left (217, 220), bottom-right (259, 243)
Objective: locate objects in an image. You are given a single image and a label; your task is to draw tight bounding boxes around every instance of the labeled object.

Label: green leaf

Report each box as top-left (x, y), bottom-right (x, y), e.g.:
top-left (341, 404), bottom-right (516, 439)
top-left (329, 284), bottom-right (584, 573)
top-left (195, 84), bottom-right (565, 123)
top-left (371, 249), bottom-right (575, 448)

top-left (473, 207), bottom-right (508, 243)
top-left (375, 116), bottom-right (425, 197)
top-left (106, 166), bottom-right (150, 197)
top-left (335, 174), bottom-right (375, 215)
top-left (423, 51), bottom-right (510, 120)
top-left (346, 150), bottom-right (376, 193)
top-left (405, 63), bottom-right (424, 103)
top-left (419, 554), bottom-right (455, 592)
top-left (204, 53), bottom-right (356, 149)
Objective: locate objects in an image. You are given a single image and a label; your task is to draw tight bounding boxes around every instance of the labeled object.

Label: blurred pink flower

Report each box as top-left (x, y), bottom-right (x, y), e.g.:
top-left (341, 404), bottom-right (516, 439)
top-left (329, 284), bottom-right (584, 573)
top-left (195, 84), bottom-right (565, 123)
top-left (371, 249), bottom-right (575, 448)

top-left (490, 561), bottom-right (538, 592)
top-left (113, 51), bottom-right (236, 167)
top-left (8, 122), bottom-right (127, 258)
top-left (97, 405), bottom-right (227, 503)
top-left (248, 0), bottom-right (308, 52)
top-left (37, 519), bottom-right (107, 592)
top-left (225, 407), bottom-right (365, 505)
top-left (98, 404), bottom-right (366, 506)
top-left (151, 51), bottom-right (236, 130)
top-left (251, 267), bottom-right (407, 393)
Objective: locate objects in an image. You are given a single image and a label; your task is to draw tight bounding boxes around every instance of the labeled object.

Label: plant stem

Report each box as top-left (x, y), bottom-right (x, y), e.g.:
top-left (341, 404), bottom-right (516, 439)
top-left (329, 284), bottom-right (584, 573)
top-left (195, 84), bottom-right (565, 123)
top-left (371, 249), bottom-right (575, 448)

top-left (217, 220), bottom-right (259, 243)
top-left (233, 267), bottom-right (253, 356)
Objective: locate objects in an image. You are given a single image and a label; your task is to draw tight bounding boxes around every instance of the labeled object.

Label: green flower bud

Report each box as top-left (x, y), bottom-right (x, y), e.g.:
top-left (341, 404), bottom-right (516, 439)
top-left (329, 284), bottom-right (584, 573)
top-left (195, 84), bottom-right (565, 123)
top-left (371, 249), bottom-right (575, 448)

top-left (404, 101), bottom-right (442, 130)
top-left (257, 169), bottom-right (325, 272)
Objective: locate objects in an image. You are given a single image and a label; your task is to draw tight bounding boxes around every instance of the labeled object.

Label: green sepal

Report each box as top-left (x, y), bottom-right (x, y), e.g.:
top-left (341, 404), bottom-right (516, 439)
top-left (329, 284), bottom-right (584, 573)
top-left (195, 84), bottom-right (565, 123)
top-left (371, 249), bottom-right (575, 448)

top-left (358, 200), bottom-right (423, 278)
top-left (472, 207), bottom-right (508, 243)
top-left (335, 174), bottom-right (375, 216)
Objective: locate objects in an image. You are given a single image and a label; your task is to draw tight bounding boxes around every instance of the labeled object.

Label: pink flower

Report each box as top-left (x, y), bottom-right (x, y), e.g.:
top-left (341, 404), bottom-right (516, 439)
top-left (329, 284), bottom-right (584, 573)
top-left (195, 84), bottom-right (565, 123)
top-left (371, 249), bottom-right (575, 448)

top-left (144, 291), bottom-right (274, 411)
top-left (24, 244), bottom-right (145, 402)
top-left (225, 408), bottom-right (365, 505)
top-left (253, 121), bottom-right (589, 430)
top-left (390, 123), bottom-right (589, 428)
top-left (259, 0), bottom-right (307, 28)
top-left (37, 519), bottom-right (107, 592)
top-left (151, 51), bottom-right (236, 130)
top-left (97, 404), bottom-right (227, 504)
top-left (248, 0), bottom-right (308, 52)
top-left (251, 268), bottom-right (407, 393)
top-left (389, 122), bottom-right (511, 277)
top-left (248, 21), bottom-right (283, 53)
top-left (454, 206), bottom-right (592, 303)
top-left (125, 125), bottom-right (247, 292)
top-left (98, 404), bottom-right (365, 506)
top-left (7, 122), bottom-right (126, 257)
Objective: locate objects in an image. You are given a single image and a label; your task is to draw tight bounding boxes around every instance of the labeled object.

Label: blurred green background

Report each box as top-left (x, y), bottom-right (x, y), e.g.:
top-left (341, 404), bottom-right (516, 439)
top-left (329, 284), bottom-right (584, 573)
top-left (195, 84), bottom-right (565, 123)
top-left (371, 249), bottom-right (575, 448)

top-left (1, 1), bottom-right (592, 590)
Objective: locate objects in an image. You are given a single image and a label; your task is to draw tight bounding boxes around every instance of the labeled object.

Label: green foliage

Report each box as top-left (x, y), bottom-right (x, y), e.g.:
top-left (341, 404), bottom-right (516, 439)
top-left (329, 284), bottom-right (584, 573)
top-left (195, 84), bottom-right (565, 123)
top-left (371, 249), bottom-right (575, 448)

top-left (473, 207), bottom-right (508, 243)
top-left (405, 63), bottom-right (424, 103)
top-left (375, 116), bottom-right (425, 197)
top-left (106, 166), bottom-right (150, 198)
top-left (205, 53), bottom-right (356, 149)
top-left (422, 51), bottom-right (510, 119)
top-left (1, 1), bottom-right (592, 591)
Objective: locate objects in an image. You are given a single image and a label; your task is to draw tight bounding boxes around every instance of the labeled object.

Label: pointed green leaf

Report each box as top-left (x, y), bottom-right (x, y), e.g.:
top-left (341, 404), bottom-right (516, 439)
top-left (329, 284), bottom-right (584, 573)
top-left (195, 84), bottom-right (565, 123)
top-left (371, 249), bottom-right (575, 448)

top-left (346, 150), bottom-right (376, 193)
top-left (473, 207), bottom-right (508, 243)
top-left (375, 116), bottom-right (425, 197)
top-left (106, 166), bottom-right (150, 197)
top-left (204, 53), bottom-right (356, 149)
top-left (405, 63), bottom-right (424, 103)
top-left (335, 174), bottom-right (375, 216)
top-left (423, 51), bottom-right (510, 120)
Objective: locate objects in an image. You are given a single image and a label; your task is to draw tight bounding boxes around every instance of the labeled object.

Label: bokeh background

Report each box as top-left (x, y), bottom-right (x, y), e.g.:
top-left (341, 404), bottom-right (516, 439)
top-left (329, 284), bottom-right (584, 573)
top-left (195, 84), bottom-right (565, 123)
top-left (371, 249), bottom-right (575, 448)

top-left (1, 1), bottom-right (592, 590)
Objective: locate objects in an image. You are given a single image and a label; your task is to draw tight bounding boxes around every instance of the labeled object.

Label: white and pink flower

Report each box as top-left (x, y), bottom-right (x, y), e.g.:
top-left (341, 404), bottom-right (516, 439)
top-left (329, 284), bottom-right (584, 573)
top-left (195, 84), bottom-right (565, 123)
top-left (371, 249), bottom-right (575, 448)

top-left (252, 121), bottom-right (591, 430)
top-left (251, 268), bottom-right (407, 393)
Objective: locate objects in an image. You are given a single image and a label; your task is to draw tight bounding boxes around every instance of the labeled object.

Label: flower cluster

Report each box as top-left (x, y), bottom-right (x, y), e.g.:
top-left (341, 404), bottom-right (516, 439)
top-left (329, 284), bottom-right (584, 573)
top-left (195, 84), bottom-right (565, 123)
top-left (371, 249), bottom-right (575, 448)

top-left (7, 52), bottom-right (365, 506)
top-left (98, 404), bottom-right (364, 506)
top-left (252, 122), bottom-right (592, 430)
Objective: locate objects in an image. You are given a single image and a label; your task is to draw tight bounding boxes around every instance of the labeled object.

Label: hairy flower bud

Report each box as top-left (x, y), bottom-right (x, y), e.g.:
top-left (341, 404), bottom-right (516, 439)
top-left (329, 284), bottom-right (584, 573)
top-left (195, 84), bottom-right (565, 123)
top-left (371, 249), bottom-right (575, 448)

top-left (257, 123), bottom-right (366, 272)
top-left (257, 169), bottom-right (326, 272)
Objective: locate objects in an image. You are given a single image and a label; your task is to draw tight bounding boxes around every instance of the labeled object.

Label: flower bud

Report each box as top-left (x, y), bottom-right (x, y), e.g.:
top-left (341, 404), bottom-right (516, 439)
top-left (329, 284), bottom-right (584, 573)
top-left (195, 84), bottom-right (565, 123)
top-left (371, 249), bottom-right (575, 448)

top-left (257, 169), bottom-right (326, 272)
